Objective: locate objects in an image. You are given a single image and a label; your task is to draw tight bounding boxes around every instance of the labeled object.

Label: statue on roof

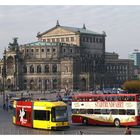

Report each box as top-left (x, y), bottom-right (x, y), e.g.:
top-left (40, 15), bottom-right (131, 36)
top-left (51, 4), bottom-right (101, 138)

top-left (56, 20), bottom-right (60, 27)
top-left (83, 24), bottom-right (86, 29)
top-left (8, 37), bottom-right (19, 51)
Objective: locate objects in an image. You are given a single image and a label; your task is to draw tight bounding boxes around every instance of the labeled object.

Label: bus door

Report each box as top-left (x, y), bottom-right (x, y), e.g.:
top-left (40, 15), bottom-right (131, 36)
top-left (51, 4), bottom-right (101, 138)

top-left (16, 101), bottom-right (33, 128)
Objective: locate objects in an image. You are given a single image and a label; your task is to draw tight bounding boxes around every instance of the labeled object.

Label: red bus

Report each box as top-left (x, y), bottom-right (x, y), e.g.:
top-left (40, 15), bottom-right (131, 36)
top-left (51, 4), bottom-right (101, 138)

top-left (71, 93), bottom-right (140, 127)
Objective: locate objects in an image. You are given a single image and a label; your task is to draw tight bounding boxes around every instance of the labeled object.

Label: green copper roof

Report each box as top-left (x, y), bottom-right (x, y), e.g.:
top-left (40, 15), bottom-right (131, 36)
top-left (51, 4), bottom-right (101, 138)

top-left (61, 26), bottom-right (101, 35)
top-left (20, 41), bottom-right (72, 47)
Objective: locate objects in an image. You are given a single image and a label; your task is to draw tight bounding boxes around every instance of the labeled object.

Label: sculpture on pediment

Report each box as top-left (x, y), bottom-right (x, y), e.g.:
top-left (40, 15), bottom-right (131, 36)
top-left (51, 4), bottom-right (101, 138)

top-left (8, 37), bottom-right (19, 51)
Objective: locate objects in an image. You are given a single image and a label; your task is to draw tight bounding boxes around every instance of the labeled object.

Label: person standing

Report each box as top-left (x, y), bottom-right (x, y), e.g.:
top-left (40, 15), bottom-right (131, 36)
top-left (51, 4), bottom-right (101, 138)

top-left (124, 127), bottom-right (132, 135)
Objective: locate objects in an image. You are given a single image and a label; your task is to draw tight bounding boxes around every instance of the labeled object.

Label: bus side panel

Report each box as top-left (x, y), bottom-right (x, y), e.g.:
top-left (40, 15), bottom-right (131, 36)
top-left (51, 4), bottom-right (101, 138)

top-left (33, 120), bottom-right (51, 130)
top-left (72, 115), bottom-right (83, 123)
top-left (16, 101), bottom-right (33, 128)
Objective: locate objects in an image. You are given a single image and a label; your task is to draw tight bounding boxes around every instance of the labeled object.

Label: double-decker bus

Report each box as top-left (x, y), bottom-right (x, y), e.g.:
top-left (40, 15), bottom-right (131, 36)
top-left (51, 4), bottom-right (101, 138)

top-left (13, 100), bottom-right (69, 130)
top-left (71, 93), bottom-right (140, 127)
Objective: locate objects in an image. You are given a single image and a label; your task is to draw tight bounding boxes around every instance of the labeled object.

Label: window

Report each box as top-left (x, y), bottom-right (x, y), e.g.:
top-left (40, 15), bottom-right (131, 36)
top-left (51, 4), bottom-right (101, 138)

top-left (36, 49), bottom-right (39, 52)
top-left (34, 110), bottom-right (50, 121)
top-left (94, 109), bottom-right (101, 114)
top-left (52, 38), bottom-right (55, 42)
top-left (71, 37), bottom-right (74, 41)
top-left (55, 38), bottom-right (59, 42)
top-left (101, 109), bottom-right (110, 114)
top-left (87, 109), bottom-right (93, 114)
top-left (31, 49), bottom-right (34, 52)
top-left (126, 109), bottom-right (135, 115)
top-left (26, 49), bottom-right (29, 52)
top-left (47, 39), bottom-right (50, 42)
top-left (30, 65), bottom-right (34, 73)
top-left (63, 49), bottom-right (66, 53)
top-left (37, 65), bottom-right (41, 73)
top-left (110, 109), bottom-right (119, 115)
top-left (52, 64), bottom-right (57, 73)
top-left (119, 109), bottom-right (126, 115)
top-left (53, 49), bottom-right (56, 52)
top-left (45, 65), bottom-right (49, 73)
top-left (61, 38), bottom-right (64, 42)
top-left (41, 49), bottom-right (44, 52)
top-left (43, 39), bottom-right (46, 42)
top-left (47, 49), bottom-right (50, 52)
top-left (70, 49), bottom-right (73, 53)
top-left (66, 37), bottom-right (69, 42)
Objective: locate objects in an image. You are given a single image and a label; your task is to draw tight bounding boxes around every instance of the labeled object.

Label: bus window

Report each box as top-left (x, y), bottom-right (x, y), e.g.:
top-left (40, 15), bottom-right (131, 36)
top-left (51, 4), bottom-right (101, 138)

top-left (94, 109), bottom-right (101, 114)
top-left (101, 109), bottom-right (110, 114)
top-left (138, 109), bottom-right (140, 116)
top-left (87, 109), bottom-right (93, 114)
top-left (138, 96), bottom-right (140, 101)
top-left (126, 109), bottom-right (135, 115)
top-left (119, 109), bottom-right (126, 115)
top-left (110, 109), bottom-right (119, 115)
top-left (72, 109), bottom-right (79, 114)
top-left (34, 110), bottom-right (50, 121)
top-left (51, 106), bottom-right (68, 122)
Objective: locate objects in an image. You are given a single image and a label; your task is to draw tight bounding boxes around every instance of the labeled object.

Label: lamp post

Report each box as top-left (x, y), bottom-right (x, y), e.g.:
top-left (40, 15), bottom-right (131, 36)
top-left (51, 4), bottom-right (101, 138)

top-left (2, 49), bottom-right (7, 106)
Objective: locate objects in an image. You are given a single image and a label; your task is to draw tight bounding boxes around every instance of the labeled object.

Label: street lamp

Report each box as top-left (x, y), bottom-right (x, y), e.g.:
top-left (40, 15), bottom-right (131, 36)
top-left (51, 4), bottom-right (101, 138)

top-left (2, 49), bottom-right (7, 106)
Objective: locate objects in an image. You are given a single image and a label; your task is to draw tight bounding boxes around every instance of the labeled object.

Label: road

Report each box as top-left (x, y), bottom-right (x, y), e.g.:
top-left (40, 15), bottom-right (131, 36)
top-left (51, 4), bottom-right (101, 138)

top-left (0, 94), bottom-right (140, 135)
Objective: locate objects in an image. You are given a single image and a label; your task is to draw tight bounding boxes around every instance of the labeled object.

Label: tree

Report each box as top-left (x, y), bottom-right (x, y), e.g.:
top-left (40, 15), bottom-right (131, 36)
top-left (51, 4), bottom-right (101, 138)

top-left (122, 80), bottom-right (140, 93)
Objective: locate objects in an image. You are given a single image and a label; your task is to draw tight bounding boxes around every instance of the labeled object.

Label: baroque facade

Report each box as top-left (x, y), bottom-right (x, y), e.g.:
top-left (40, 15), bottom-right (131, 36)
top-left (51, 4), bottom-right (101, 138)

top-left (0, 22), bottom-right (106, 91)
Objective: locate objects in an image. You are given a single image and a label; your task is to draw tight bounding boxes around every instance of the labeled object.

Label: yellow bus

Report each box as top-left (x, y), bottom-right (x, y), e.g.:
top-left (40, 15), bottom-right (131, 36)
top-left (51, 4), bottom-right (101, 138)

top-left (13, 100), bottom-right (69, 130)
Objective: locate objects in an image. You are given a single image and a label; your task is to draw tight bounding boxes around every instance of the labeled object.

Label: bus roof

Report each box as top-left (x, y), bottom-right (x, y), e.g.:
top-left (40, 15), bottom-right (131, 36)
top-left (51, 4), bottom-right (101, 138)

top-left (72, 93), bottom-right (139, 98)
top-left (33, 101), bottom-right (67, 108)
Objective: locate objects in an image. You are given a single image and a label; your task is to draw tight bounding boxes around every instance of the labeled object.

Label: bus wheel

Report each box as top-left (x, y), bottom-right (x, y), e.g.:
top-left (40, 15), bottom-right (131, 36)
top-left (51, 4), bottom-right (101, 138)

top-left (83, 118), bottom-right (88, 125)
top-left (114, 119), bottom-right (120, 127)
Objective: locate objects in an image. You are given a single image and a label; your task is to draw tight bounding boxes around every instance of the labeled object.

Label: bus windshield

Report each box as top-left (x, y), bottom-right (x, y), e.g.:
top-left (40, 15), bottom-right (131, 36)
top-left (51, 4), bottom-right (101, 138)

top-left (52, 106), bottom-right (68, 122)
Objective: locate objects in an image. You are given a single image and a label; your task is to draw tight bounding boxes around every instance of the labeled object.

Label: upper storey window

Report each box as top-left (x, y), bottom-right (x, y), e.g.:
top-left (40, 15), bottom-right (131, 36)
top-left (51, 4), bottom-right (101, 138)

top-left (42, 49), bottom-right (44, 52)
top-left (66, 37), bottom-right (69, 42)
top-left (56, 38), bottom-right (60, 42)
top-left (30, 65), bottom-right (34, 73)
top-left (71, 37), bottom-right (74, 41)
top-left (61, 38), bottom-right (64, 42)
top-left (52, 38), bottom-right (55, 42)
top-left (47, 39), bottom-right (50, 42)
top-left (37, 65), bottom-right (41, 73)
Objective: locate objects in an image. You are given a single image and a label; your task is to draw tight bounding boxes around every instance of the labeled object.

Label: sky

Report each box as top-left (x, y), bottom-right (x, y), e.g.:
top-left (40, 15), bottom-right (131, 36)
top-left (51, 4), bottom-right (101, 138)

top-left (0, 5), bottom-right (140, 59)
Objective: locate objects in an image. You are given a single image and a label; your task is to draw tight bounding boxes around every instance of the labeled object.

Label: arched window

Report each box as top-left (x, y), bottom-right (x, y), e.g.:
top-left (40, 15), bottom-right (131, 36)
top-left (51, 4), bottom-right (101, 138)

top-left (23, 79), bottom-right (27, 90)
top-left (52, 79), bottom-right (57, 89)
top-left (38, 79), bottom-right (42, 90)
top-left (45, 79), bottom-right (49, 90)
top-left (30, 65), bottom-right (34, 73)
top-left (52, 64), bottom-right (57, 73)
top-left (37, 65), bottom-right (41, 73)
top-left (23, 65), bottom-right (27, 73)
top-left (30, 79), bottom-right (34, 90)
top-left (45, 65), bottom-right (49, 73)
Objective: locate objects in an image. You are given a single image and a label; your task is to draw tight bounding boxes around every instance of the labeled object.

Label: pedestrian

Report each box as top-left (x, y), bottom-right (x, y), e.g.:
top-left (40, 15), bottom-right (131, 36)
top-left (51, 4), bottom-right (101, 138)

top-left (124, 126), bottom-right (132, 135)
top-left (3, 103), bottom-right (6, 110)
top-left (79, 131), bottom-right (84, 135)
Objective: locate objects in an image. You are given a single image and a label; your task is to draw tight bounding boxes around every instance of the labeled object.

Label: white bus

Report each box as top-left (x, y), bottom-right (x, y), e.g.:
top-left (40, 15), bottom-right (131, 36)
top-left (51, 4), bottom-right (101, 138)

top-left (71, 93), bottom-right (140, 127)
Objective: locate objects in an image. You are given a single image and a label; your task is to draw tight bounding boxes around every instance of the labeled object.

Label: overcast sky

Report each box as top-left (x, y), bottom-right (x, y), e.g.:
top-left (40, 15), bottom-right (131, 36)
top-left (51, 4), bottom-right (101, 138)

top-left (0, 5), bottom-right (140, 58)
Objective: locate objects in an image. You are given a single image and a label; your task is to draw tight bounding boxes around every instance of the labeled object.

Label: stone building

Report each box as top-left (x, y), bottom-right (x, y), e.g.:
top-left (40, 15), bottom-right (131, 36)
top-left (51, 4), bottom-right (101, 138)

top-left (105, 52), bottom-right (134, 88)
top-left (0, 22), bottom-right (106, 91)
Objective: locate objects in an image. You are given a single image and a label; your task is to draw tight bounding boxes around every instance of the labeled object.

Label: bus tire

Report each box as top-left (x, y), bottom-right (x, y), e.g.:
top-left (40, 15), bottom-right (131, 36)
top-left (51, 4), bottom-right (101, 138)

top-left (83, 118), bottom-right (88, 125)
top-left (114, 119), bottom-right (120, 127)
